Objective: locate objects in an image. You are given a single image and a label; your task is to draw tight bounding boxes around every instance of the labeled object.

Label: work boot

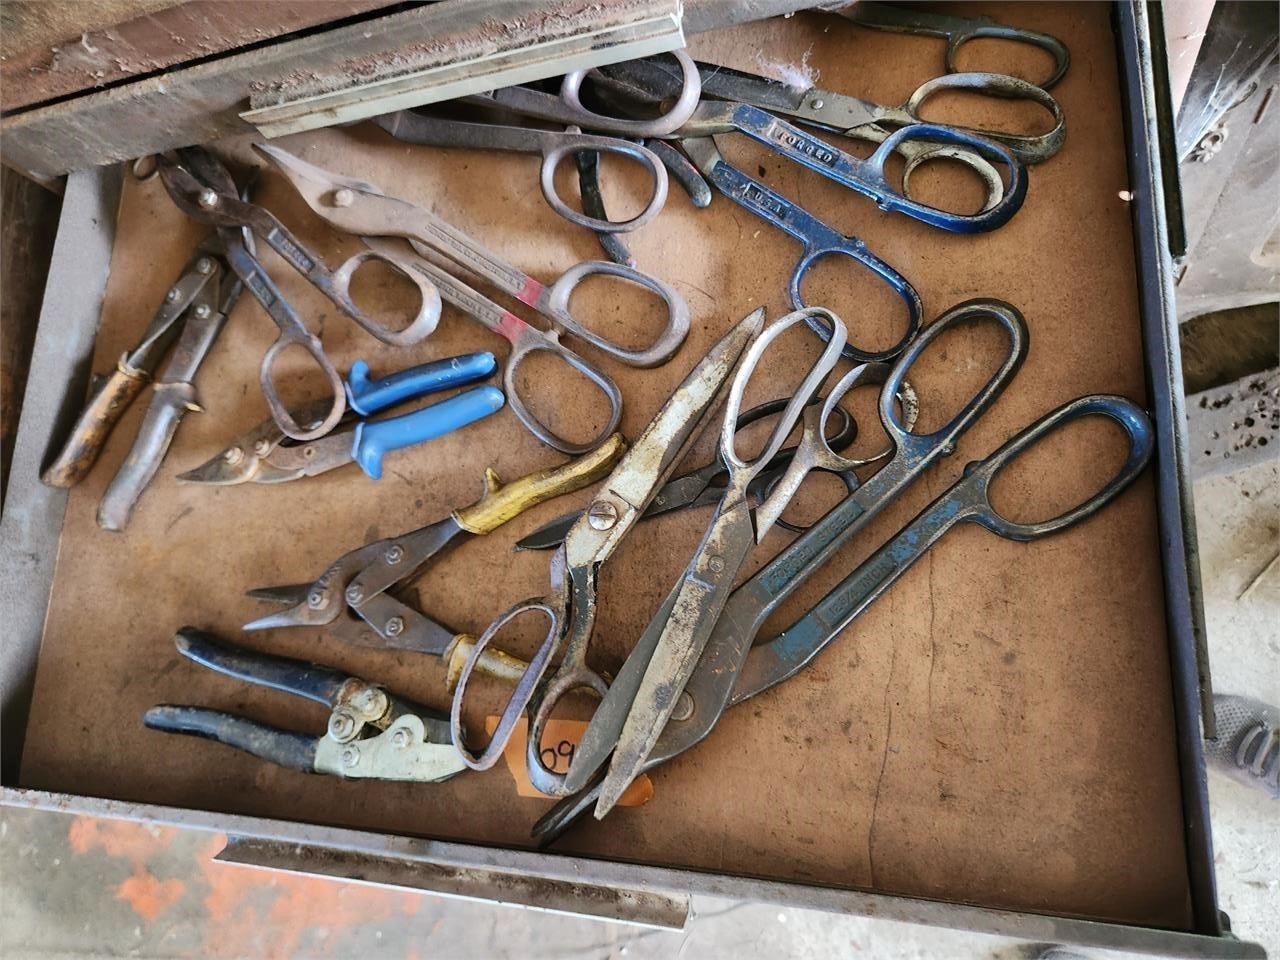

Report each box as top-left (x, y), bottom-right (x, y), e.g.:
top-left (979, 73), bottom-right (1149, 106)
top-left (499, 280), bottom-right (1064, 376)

top-left (1205, 694), bottom-right (1280, 799)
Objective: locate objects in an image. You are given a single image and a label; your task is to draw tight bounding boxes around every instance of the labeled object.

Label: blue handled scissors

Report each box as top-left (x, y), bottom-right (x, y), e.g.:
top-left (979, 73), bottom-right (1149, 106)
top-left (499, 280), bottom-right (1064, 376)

top-left (593, 58), bottom-right (1030, 232)
top-left (680, 135), bottom-right (922, 364)
top-left (177, 352), bottom-right (503, 484)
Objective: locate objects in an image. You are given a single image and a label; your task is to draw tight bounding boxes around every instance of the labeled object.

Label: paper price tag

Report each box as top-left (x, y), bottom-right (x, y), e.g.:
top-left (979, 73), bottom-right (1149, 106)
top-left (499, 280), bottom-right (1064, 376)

top-left (484, 716), bottom-right (654, 806)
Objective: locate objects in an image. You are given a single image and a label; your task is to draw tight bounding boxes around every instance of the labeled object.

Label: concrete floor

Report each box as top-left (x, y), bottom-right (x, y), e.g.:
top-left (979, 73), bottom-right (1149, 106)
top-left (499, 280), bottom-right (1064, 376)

top-left (2, 457), bottom-right (1276, 959)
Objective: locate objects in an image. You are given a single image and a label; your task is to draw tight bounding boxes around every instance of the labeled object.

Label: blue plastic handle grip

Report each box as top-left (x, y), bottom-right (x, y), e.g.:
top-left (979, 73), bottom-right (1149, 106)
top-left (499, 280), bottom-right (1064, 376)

top-left (345, 352), bottom-right (498, 416)
top-left (352, 385), bottom-right (506, 479)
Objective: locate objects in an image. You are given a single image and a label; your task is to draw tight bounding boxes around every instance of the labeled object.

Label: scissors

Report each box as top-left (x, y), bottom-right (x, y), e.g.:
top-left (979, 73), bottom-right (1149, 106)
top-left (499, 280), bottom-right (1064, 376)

top-left (838, 2), bottom-right (1071, 91)
top-left (577, 306), bottom-right (849, 812)
top-left (539, 388), bottom-right (1153, 833)
top-left (158, 148), bottom-right (442, 442)
top-left (514, 392), bottom-right (880, 550)
top-left (576, 138), bottom-right (713, 267)
top-left (674, 59), bottom-right (1066, 166)
top-left (532, 297), bottom-right (1031, 838)
top-left (366, 111), bottom-right (669, 234)
top-left (241, 436), bottom-right (625, 689)
top-left (467, 48), bottom-right (703, 139)
top-left (146, 628), bottom-right (466, 783)
top-left (448, 308), bottom-right (766, 784)
top-left (255, 143), bottom-right (691, 454)
top-left (594, 58), bottom-right (1032, 232)
top-left (176, 353), bottom-right (504, 484)
top-left (680, 135), bottom-right (922, 363)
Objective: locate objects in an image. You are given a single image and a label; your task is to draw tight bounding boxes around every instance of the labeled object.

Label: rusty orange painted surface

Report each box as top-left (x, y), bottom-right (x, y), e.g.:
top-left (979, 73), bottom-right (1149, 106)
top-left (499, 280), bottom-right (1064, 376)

top-left (67, 815), bottom-right (423, 958)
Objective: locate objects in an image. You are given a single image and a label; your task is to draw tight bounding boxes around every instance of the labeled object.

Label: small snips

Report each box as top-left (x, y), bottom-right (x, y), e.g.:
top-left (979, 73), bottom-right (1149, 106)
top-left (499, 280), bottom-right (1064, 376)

top-left (241, 437), bottom-right (626, 688)
top-left (41, 233), bottom-right (244, 531)
top-left (178, 353), bottom-right (503, 484)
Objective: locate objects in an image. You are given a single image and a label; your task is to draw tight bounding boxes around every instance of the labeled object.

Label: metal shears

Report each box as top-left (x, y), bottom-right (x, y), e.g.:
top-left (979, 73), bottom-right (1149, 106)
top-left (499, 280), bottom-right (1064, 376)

top-left (158, 147), bottom-right (442, 442)
top-left (577, 306), bottom-right (850, 812)
top-left (467, 48), bottom-right (703, 139)
top-left (513, 392), bottom-right (880, 550)
top-left (255, 143), bottom-right (691, 455)
top-left (838, 2), bottom-right (1071, 90)
top-left (533, 297), bottom-right (1030, 836)
top-left (541, 388), bottom-right (1154, 831)
top-left (41, 233), bottom-right (244, 531)
top-left (241, 437), bottom-right (625, 688)
top-left (177, 353), bottom-right (504, 484)
top-left (366, 110), bottom-right (670, 235)
top-left (674, 58), bottom-right (1067, 167)
top-left (447, 308), bottom-right (766, 782)
top-left (145, 628), bottom-right (465, 783)
top-left (595, 58), bottom-right (1031, 233)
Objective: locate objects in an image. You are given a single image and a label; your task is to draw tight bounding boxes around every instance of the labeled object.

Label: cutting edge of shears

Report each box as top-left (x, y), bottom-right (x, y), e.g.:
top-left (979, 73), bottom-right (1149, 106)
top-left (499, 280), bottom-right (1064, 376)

top-left (447, 307), bottom-right (767, 775)
top-left (527, 297), bottom-right (1033, 843)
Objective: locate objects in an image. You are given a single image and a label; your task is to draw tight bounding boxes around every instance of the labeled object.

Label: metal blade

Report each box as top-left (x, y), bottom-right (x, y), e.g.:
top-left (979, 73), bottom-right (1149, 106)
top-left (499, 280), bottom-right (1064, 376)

top-left (515, 472), bottom-right (715, 551)
top-left (244, 583), bottom-right (312, 605)
top-left (561, 308), bottom-right (764, 565)
top-left (594, 499), bottom-right (756, 817)
top-left (514, 512), bottom-right (578, 551)
top-left (564, 581), bottom-right (681, 791)
top-left (260, 431), bottom-right (355, 479)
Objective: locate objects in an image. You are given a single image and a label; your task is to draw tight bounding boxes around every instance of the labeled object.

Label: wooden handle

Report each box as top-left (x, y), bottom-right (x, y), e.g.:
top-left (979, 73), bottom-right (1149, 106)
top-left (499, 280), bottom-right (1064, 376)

top-left (41, 359), bottom-right (148, 488)
top-left (451, 433), bottom-right (626, 535)
top-left (443, 635), bottom-right (530, 693)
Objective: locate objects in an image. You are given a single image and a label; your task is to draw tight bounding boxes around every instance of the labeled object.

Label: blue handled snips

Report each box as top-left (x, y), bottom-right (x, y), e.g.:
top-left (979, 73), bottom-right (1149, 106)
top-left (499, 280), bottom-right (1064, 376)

top-left (176, 352), bottom-right (503, 484)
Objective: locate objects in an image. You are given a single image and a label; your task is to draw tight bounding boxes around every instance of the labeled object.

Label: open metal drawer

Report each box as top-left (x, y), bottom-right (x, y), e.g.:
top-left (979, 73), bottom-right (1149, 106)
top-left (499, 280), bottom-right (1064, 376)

top-left (0, 3), bottom-right (1260, 956)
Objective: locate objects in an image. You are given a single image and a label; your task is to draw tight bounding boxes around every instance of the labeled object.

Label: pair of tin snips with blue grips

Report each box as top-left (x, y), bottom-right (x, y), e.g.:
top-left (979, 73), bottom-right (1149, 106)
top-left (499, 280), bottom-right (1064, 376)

top-left (180, 352), bottom-right (504, 485)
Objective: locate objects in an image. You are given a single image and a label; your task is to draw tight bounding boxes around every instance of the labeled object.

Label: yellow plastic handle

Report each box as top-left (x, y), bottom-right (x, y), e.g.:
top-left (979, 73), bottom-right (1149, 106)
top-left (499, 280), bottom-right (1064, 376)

top-left (452, 433), bottom-right (626, 535)
top-left (443, 634), bottom-right (530, 693)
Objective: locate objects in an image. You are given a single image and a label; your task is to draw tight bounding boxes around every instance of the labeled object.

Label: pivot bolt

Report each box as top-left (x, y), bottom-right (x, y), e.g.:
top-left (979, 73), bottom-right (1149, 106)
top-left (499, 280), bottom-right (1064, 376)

top-left (253, 438), bottom-right (272, 457)
top-left (392, 727), bottom-right (412, 748)
top-left (307, 589), bottom-right (328, 610)
top-left (385, 616), bottom-right (404, 637)
top-left (223, 446), bottom-right (244, 464)
top-left (165, 287), bottom-right (181, 302)
top-left (350, 687), bottom-right (388, 718)
top-left (671, 691), bottom-right (694, 722)
top-left (587, 500), bottom-right (619, 530)
top-left (341, 746), bottom-right (360, 768)
top-left (811, 98), bottom-right (825, 109)
top-left (329, 712), bottom-right (356, 740)
top-left (707, 556), bottom-right (724, 573)
top-left (385, 545), bottom-right (404, 564)
top-left (346, 584), bottom-right (364, 604)
top-left (330, 188), bottom-right (355, 207)
top-left (196, 257), bottom-right (215, 274)
top-left (193, 303), bottom-right (211, 319)
top-left (197, 188), bottom-right (220, 209)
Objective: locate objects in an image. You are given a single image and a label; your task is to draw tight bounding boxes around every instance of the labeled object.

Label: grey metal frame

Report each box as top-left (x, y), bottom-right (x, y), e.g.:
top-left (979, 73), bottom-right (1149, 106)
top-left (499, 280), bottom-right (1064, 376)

top-left (0, 4), bottom-right (1261, 957)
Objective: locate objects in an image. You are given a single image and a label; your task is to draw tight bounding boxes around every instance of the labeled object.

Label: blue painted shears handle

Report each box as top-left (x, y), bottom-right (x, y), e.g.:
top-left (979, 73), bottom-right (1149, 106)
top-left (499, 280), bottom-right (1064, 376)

top-left (728, 103), bottom-right (1027, 233)
top-left (346, 352), bottom-right (497, 416)
top-left (694, 143), bottom-right (921, 363)
top-left (733, 395), bottom-right (1154, 700)
top-left (352, 385), bottom-right (505, 479)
